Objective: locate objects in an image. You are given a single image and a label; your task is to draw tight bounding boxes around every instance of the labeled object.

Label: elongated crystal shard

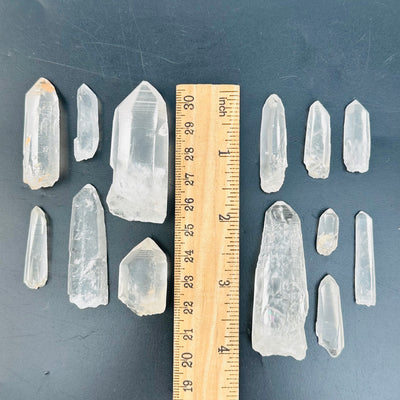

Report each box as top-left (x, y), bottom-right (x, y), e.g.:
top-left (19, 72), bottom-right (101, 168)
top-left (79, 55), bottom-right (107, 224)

top-left (355, 211), bottom-right (376, 306)
top-left (252, 201), bottom-right (309, 360)
top-left (68, 184), bottom-right (108, 309)
top-left (23, 78), bottom-right (60, 190)
top-left (304, 101), bottom-right (331, 179)
top-left (24, 206), bottom-right (48, 289)
top-left (316, 275), bottom-right (344, 358)
top-left (260, 94), bottom-right (287, 193)
top-left (106, 81), bottom-right (168, 223)
top-left (343, 100), bottom-right (370, 173)
top-left (74, 84), bottom-right (99, 161)
top-left (316, 208), bottom-right (339, 256)
top-left (118, 237), bottom-right (167, 316)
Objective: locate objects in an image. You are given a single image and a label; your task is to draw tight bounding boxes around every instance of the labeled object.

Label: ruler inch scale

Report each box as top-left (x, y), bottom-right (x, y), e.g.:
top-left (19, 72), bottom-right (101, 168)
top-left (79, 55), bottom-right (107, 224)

top-left (174, 84), bottom-right (240, 400)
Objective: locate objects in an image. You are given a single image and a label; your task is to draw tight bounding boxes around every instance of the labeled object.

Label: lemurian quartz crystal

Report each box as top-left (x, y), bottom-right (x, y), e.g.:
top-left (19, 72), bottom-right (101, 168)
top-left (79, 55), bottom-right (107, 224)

top-left (252, 201), bottom-right (309, 360)
top-left (106, 81), bottom-right (168, 223)
top-left (316, 208), bottom-right (339, 256)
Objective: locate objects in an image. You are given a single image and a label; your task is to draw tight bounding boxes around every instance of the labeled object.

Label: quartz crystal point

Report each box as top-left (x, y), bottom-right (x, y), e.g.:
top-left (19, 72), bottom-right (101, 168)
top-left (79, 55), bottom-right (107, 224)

top-left (252, 201), bottom-right (309, 360)
top-left (316, 208), bottom-right (339, 256)
top-left (68, 184), bottom-right (108, 309)
top-left (260, 94), bottom-right (287, 193)
top-left (74, 84), bottom-right (99, 161)
top-left (316, 275), bottom-right (344, 358)
top-left (24, 206), bottom-right (48, 289)
top-left (23, 78), bottom-right (60, 190)
top-left (304, 101), bottom-right (331, 179)
top-left (106, 81), bottom-right (168, 223)
top-left (118, 237), bottom-right (167, 316)
top-left (343, 100), bottom-right (370, 173)
top-left (355, 211), bottom-right (376, 306)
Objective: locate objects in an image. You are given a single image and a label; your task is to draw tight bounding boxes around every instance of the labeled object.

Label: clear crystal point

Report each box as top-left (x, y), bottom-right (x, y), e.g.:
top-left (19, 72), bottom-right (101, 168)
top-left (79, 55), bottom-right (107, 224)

top-left (316, 275), bottom-right (344, 358)
top-left (343, 100), bottom-right (370, 173)
top-left (260, 94), bottom-right (287, 193)
top-left (23, 77), bottom-right (60, 190)
top-left (304, 101), bottom-right (331, 179)
top-left (252, 201), bottom-right (309, 360)
top-left (74, 84), bottom-right (99, 161)
top-left (24, 206), bottom-right (48, 289)
top-left (355, 211), bottom-right (376, 306)
top-left (118, 237), bottom-right (167, 316)
top-left (316, 208), bottom-right (339, 256)
top-left (68, 184), bottom-right (108, 309)
top-left (106, 81), bottom-right (169, 223)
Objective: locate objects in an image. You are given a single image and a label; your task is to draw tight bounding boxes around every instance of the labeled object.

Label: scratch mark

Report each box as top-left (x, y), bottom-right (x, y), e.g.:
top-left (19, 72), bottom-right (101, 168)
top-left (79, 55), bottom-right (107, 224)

top-left (130, 3), bottom-right (146, 76)
top-left (384, 53), bottom-right (396, 65)
top-left (365, 25), bottom-right (372, 71)
top-left (279, 75), bottom-right (298, 80)
top-left (118, 6), bottom-right (133, 85)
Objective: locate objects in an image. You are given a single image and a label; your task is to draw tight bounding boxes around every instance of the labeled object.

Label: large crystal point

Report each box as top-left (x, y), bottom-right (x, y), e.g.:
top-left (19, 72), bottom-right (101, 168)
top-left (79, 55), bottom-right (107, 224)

top-left (303, 101), bottom-right (331, 179)
top-left (23, 78), bottom-right (60, 190)
top-left (24, 206), bottom-right (48, 289)
top-left (118, 237), bottom-right (167, 316)
top-left (316, 208), bottom-right (339, 256)
top-left (74, 84), bottom-right (99, 161)
top-left (252, 201), bottom-right (309, 360)
top-left (343, 100), bottom-right (370, 173)
top-left (260, 94), bottom-right (287, 193)
top-left (106, 81), bottom-right (168, 223)
top-left (68, 184), bottom-right (108, 309)
top-left (316, 275), bottom-right (344, 358)
top-left (355, 211), bottom-right (376, 306)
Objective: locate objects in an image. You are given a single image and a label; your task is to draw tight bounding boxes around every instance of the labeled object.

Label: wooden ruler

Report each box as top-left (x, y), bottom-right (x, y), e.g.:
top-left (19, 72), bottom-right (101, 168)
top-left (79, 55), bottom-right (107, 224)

top-left (174, 85), bottom-right (240, 400)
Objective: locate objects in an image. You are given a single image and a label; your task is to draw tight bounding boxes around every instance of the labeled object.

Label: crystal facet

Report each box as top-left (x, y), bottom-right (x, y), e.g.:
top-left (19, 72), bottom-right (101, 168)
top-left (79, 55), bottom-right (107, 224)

top-left (23, 77), bottom-right (60, 190)
top-left (355, 211), bottom-right (376, 306)
top-left (316, 275), bottom-right (344, 358)
top-left (74, 84), bottom-right (99, 161)
top-left (118, 237), bottom-right (167, 316)
top-left (252, 201), bottom-right (309, 360)
top-left (260, 94), bottom-right (287, 193)
top-left (68, 184), bottom-right (108, 309)
top-left (343, 100), bottom-right (370, 173)
top-left (316, 208), bottom-right (339, 256)
top-left (304, 101), bottom-right (331, 179)
top-left (106, 81), bottom-right (168, 223)
top-left (24, 206), bottom-right (48, 289)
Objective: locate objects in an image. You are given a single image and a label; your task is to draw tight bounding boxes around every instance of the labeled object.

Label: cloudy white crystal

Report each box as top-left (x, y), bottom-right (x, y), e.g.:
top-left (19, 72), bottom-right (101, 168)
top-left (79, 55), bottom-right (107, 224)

top-left (23, 77), bottom-right (60, 190)
top-left (252, 201), bottom-right (309, 360)
top-left (316, 208), bottom-right (339, 256)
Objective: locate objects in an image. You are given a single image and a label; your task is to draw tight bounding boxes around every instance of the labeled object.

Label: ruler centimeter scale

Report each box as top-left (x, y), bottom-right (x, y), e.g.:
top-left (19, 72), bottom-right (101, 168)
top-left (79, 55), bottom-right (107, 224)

top-left (174, 85), bottom-right (240, 400)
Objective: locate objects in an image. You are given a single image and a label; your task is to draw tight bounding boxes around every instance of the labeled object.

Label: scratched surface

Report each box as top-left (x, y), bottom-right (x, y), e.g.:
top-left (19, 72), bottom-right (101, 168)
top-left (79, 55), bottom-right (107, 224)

top-left (0, 0), bottom-right (399, 399)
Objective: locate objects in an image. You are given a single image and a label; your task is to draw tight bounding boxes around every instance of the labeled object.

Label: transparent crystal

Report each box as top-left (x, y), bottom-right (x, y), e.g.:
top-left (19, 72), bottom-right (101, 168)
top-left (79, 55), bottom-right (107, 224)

top-left (343, 100), bottom-right (370, 173)
top-left (24, 206), bottom-right (48, 289)
top-left (68, 184), bottom-right (108, 309)
top-left (355, 211), bottom-right (376, 306)
top-left (260, 94), bottom-right (287, 193)
top-left (252, 201), bottom-right (309, 360)
top-left (304, 101), bottom-right (331, 179)
top-left (316, 208), bottom-right (339, 256)
top-left (74, 84), bottom-right (99, 161)
top-left (23, 77), bottom-right (60, 190)
top-left (316, 275), bottom-right (344, 358)
top-left (106, 81), bottom-right (168, 223)
top-left (118, 237), bottom-right (167, 316)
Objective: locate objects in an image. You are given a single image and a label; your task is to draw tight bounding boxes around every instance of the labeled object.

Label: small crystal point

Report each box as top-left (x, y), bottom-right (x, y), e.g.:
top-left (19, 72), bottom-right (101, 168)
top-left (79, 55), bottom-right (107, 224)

top-left (343, 100), bottom-right (370, 173)
top-left (304, 101), bottom-right (331, 179)
top-left (23, 77), bottom-right (60, 190)
top-left (74, 84), bottom-right (99, 161)
top-left (252, 201), bottom-right (309, 360)
top-left (118, 237), bottom-right (167, 316)
top-left (316, 208), bottom-right (339, 256)
top-left (260, 94), bottom-right (287, 193)
top-left (24, 206), bottom-right (48, 289)
top-left (68, 184), bottom-right (108, 309)
top-left (106, 81), bottom-right (168, 223)
top-left (316, 275), bottom-right (344, 358)
top-left (355, 211), bottom-right (376, 306)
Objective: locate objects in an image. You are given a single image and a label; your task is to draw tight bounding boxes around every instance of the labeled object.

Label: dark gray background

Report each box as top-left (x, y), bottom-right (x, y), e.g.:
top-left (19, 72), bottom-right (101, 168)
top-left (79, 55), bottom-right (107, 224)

top-left (0, 0), bottom-right (399, 399)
